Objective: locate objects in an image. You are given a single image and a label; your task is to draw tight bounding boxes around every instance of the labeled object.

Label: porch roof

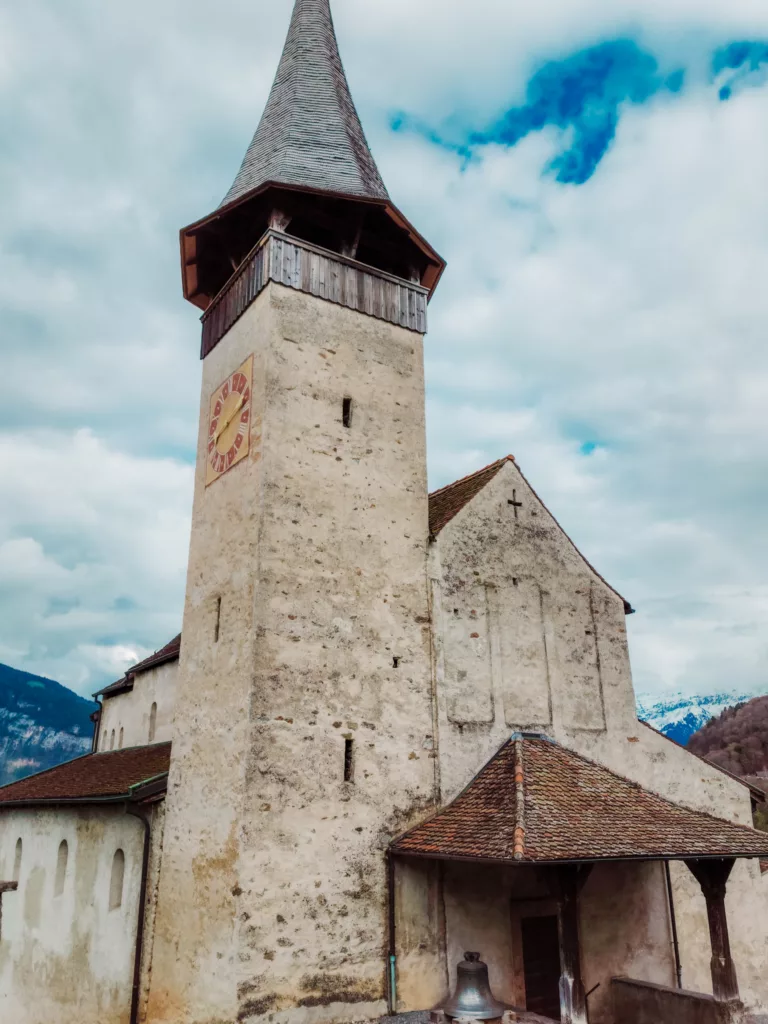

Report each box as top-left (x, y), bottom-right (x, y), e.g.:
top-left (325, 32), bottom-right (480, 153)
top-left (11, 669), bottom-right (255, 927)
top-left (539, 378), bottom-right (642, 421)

top-left (391, 735), bottom-right (768, 864)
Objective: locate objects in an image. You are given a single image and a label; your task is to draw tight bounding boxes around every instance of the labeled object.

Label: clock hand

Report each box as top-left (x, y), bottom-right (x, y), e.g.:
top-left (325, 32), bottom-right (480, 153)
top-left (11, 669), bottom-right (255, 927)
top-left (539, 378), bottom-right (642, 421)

top-left (213, 393), bottom-right (245, 444)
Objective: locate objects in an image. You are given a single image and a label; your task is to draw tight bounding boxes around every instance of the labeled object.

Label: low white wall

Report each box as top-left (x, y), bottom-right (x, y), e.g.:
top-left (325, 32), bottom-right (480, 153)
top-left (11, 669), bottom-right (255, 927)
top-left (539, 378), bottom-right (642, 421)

top-left (0, 806), bottom-right (146, 1024)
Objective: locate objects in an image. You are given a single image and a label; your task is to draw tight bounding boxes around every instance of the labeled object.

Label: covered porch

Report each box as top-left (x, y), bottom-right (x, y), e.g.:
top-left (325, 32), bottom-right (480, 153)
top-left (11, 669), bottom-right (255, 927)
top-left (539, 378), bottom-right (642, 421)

top-left (389, 735), bottom-right (768, 1024)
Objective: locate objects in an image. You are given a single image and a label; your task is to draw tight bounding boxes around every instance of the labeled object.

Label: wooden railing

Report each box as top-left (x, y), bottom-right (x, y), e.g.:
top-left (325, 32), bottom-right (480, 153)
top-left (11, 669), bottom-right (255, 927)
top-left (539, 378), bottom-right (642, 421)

top-left (201, 231), bottom-right (428, 359)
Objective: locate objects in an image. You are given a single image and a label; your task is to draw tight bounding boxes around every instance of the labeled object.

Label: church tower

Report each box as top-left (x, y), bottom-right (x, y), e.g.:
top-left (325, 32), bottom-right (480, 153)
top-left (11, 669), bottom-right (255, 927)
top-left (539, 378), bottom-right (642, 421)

top-left (147, 3), bottom-right (445, 1022)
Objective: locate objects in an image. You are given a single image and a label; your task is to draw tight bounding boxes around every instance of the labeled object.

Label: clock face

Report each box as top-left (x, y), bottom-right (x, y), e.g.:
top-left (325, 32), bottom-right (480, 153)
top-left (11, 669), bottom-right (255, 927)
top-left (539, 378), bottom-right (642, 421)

top-left (205, 355), bottom-right (253, 486)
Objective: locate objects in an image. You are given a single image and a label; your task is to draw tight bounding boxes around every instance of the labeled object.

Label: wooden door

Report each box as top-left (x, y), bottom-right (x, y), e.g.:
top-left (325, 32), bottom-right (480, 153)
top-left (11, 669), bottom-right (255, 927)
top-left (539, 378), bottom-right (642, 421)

top-left (521, 915), bottom-right (561, 1021)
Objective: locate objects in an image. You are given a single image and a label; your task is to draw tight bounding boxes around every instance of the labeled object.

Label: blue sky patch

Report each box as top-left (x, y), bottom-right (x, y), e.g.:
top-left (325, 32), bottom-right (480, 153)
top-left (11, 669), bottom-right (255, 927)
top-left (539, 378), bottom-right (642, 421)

top-left (713, 42), bottom-right (768, 101)
top-left (392, 40), bottom-right (685, 185)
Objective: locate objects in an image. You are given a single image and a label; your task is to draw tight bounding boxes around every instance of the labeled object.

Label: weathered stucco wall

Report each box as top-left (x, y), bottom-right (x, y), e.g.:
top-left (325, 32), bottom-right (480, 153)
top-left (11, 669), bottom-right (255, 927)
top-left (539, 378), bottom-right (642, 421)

top-left (0, 806), bottom-right (148, 1024)
top-left (147, 281), bottom-right (440, 1024)
top-left (98, 660), bottom-right (178, 751)
top-left (429, 457), bottom-right (768, 1016)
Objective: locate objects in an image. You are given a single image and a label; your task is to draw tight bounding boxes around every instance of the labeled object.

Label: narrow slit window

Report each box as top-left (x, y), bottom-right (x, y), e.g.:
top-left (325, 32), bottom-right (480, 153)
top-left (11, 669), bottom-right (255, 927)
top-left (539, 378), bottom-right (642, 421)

top-left (149, 702), bottom-right (158, 744)
top-left (393, 657), bottom-right (400, 668)
top-left (214, 596), bottom-right (222, 643)
top-left (13, 838), bottom-right (22, 882)
top-left (109, 849), bottom-right (125, 911)
top-left (344, 739), bottom-right (354, 783)
top-left (118, 727), bottom-right (124, 749)
top-left (110, 730), bottom-right (115, 750)
top-left (342, 397), bottom-right (353, 428)
top-left (54, 840), bottom-right (68, 898)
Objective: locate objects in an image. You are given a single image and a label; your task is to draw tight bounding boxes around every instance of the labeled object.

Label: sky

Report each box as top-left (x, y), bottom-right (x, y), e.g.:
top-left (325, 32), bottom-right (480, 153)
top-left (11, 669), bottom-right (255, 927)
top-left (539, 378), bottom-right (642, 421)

top-left (2, 0), bottom-right (768, 701)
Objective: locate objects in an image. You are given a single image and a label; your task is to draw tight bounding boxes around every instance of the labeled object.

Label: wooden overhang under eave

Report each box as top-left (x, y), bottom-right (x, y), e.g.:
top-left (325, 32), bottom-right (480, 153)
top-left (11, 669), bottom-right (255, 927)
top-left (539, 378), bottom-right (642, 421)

top-left (180, 182), bottom-right (446, 312)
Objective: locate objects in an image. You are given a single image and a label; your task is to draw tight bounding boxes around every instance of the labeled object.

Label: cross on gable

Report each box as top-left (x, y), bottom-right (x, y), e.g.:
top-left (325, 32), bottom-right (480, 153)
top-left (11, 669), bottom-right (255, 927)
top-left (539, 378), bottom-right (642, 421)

top-left (508, 491), bottom-right (523, 519)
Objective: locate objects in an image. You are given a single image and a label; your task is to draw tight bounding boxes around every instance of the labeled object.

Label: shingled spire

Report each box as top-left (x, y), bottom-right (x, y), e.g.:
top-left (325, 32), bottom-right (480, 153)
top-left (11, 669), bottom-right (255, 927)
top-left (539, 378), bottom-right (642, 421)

top-left (221, 0), bottom-right (389, 208)
top-left (180, 0), bottom-right (444, 311)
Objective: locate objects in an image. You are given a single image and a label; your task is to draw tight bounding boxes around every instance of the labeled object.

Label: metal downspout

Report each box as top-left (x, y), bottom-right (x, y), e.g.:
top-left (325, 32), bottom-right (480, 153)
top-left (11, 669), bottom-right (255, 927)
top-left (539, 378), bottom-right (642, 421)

top-left (387, 851), bottom-right (397, 1014)
top-left (126, 804), bottom-right (152, 1024)
top-left (665, 861), bottom-right (683, 988)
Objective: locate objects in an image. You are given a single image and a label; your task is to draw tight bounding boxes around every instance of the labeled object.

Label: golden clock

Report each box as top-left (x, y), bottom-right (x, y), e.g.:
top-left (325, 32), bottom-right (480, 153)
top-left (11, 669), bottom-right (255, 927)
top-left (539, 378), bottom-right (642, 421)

top-left (206, 355), bottom-right (253, 486)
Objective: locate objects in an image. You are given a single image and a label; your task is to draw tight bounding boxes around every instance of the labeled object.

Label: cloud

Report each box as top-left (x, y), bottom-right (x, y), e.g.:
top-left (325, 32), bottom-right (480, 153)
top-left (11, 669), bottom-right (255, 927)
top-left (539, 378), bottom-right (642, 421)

top-left (0, 430), bottom-right (192, 693)
top-left (394, 40), bottom-right (685, 184)
top-left (713, 41), bottom-right (768, 100)
top-left (3, 0), bottom-right (768, 703)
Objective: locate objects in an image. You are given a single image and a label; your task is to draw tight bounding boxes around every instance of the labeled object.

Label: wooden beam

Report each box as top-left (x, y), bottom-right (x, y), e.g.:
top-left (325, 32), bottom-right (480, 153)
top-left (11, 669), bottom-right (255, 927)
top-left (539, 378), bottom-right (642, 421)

top-left (685, 859), bottom-right (739, 1004)
top-left (553, 865), bottom-right (591, 1024)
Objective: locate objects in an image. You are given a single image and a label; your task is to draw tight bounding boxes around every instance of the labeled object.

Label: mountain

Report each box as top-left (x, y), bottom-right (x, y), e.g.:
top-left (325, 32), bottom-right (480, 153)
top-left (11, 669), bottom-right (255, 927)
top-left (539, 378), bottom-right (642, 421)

top-left (687, 694), bottom-right (768, 777)
top-left (636, 691), bottom-right (753, 746)
top-left (0, 662), bottom-right (97, 786)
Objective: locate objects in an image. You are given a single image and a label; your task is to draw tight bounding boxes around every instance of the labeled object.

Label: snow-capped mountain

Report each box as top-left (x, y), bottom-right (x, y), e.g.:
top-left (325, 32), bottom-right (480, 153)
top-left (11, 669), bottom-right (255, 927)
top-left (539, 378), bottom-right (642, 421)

top-left (636, 691), bottom-right (752, 746)
top-left (0, 662), bottom-right (97, 786)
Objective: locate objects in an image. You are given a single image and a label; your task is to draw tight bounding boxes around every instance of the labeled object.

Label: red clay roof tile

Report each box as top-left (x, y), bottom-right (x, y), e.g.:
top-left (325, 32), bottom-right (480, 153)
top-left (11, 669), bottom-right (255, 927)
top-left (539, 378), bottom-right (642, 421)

top-left (0, 743), bottom-right (172, 806)
top-left (392, 736), bottom-right (768, 863)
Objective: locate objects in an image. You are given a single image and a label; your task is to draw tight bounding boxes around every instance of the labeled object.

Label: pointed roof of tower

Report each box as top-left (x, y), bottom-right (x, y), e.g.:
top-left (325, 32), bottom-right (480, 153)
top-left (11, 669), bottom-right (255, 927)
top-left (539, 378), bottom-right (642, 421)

top-left (221, 0), bottom-right (389, 209)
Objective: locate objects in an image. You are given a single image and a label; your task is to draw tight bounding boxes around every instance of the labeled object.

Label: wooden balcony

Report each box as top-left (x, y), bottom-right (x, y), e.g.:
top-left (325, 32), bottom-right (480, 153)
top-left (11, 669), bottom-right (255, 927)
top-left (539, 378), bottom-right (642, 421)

top-left (200, 230), bottom-right (429, 359)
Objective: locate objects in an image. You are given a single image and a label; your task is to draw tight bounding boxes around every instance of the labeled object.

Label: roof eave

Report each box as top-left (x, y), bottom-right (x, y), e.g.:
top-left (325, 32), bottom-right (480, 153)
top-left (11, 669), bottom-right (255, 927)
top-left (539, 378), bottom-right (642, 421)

top-left (180, 182), bottom-right (445, 309)
top-left (391, 848), bottom-right (768, 866)
top-left (95, 678), bottom-right (134, 700)
top-left (0, 774), bottom-right (169, 811)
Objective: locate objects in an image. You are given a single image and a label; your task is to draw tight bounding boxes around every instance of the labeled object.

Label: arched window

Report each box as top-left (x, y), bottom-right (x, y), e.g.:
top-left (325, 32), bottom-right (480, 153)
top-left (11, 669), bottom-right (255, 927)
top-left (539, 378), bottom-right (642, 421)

top-left (118, 727), bottom-right (124, 749)
top-left (12, 838), bottom-right (22, 882)
top-left (110, 730), bottom-right (115, 750)
top-left (149, 703), bottom-right (158, 743)
top-left (54, 840), bottom-right (68, 898)
top-left (109, 849), bottom-right (125, 911)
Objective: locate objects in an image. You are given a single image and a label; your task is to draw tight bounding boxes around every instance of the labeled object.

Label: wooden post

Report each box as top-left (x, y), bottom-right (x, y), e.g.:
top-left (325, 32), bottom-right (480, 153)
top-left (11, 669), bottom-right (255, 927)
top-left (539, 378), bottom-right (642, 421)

top-left (685, 859), bottom-right (739, 1004)
top-left (553, 865), bottom-right (592, 1024)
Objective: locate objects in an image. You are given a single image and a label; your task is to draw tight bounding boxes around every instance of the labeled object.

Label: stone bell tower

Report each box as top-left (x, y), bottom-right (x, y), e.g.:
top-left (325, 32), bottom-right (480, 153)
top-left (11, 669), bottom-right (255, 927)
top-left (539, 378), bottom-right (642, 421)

top-left (146, 2), bottom-right (445, 1023)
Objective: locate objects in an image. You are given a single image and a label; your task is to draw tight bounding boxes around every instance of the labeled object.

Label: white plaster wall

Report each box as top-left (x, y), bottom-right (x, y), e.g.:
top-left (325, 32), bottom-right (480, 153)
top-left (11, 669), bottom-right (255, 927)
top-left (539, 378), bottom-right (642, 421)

top-left (98, 660), bottom-right (178, 751)
top-left (148, 282), bottom-right (440, 1024)
top-left (0, 806), bottom-right (146, 1024)
top-left (430, 458), bottom-right (768, 1014)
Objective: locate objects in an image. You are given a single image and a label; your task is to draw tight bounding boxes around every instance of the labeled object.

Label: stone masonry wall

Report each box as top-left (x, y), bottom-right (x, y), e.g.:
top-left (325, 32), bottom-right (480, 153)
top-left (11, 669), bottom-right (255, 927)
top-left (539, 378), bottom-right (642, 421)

top-left (147, 281), bottom-right (440, 1024)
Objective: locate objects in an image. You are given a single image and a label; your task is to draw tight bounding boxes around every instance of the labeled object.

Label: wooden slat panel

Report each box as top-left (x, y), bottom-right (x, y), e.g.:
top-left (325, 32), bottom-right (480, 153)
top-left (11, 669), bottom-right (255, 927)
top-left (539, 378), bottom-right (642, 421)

top-left (201, 230), bottom-right (428, 358)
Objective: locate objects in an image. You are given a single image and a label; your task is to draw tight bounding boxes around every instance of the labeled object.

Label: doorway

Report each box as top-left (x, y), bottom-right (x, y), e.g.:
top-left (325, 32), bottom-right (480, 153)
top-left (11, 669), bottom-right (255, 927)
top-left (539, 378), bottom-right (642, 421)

top-left (521, 915), bottom-right (561, 1021)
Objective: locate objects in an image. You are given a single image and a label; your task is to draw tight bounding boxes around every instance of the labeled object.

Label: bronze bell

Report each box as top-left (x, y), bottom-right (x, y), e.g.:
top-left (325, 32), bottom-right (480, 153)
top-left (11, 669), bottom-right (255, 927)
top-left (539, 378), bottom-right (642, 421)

top-left (440, 952), bottom-right (507, 1020)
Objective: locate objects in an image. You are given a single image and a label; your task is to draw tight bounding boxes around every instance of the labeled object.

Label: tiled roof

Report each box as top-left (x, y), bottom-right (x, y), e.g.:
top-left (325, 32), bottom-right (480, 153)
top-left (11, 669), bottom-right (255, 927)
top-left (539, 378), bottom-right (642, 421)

top-left (428, 457), bottom-right (512, 537)
top-left (428, 456), bottom-right (633, 614)
top-left (96, 634), bottom-right (181, 699)
top-left (0, 744), bottom-right (172, 807)
top-left (128, 634), bottom-right (181, 675)
top-left (391, 736), bottom-right (768, 863)
top-left (220, 0), bottom-right (388, 211)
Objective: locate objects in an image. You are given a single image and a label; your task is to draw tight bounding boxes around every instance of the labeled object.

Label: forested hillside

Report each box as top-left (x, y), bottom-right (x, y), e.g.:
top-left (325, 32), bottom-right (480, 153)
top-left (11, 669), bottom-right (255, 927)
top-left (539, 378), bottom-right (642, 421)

top-left (0, 663), bottom-right (97, 785)
top-left (688, 694), bottom-right (768, 777)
